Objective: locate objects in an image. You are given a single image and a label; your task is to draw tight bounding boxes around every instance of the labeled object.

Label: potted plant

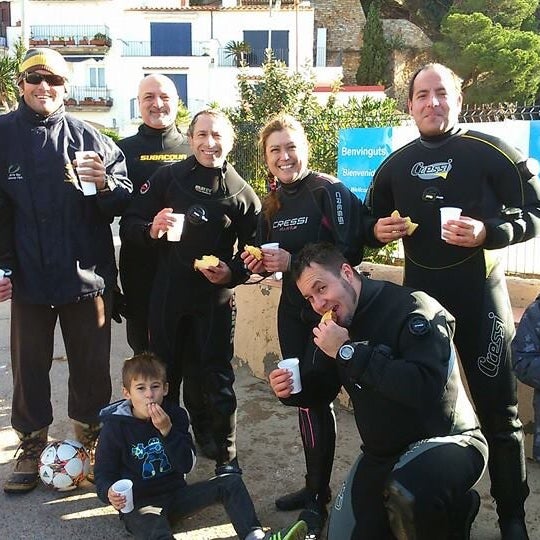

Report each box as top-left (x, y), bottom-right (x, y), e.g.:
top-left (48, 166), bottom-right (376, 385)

top-left (90, 32), bottom-right (111, 46)
top-left (79, 36), bottom-right (89, 45)
top-left (224, 40), bottom-right (251, 67)
top-left (65, 36), bottom-right (76, 46)
top-left (29, 37), bottom-right (48, 46)
top-left (50, 36), bottom-right (65, 45)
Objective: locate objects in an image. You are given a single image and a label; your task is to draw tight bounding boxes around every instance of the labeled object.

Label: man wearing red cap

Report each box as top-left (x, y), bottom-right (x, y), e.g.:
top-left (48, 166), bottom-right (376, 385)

top-left (0, 47), bottom-right (132, 493)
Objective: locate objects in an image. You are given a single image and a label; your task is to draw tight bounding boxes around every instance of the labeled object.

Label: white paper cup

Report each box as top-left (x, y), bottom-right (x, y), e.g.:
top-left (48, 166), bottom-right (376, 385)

top-left (75, 151), bottom-right (98, 196)
top-left (440, 207), bottom-right (462, 239)
top-left (261, 242), bottom-right (279, 252)
top-left (278, 357), bottom-right (302, 394)
top-left (166, 213), bottom-right (185, 242)
top-left (111, 479), bottom-right (134, 513)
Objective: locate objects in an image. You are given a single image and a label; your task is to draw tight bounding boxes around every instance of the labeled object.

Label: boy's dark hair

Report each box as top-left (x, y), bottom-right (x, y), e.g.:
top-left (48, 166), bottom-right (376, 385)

top-left (291, 242), bottom-right (350, 282)
top-left (122, 352), bottom-right (167, 389)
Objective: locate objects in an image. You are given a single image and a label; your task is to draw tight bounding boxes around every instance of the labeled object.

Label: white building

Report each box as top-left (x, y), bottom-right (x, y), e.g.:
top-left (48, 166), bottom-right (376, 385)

top-left (2, 0), bottom-right (344, 136)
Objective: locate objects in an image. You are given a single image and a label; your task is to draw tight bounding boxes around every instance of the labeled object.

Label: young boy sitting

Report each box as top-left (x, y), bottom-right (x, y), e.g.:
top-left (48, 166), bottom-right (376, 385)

top-left (94, 352), bottom-right (307, 540)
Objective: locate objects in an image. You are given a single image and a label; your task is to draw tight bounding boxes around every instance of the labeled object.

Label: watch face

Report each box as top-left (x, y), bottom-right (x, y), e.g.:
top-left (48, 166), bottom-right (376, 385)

top-left (339, 344), bottom-right (355, 361)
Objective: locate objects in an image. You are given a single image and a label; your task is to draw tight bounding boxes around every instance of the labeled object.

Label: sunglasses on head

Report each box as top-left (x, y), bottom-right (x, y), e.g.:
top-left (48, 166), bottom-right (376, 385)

top-left (24, 72), bottom-right (66, 86)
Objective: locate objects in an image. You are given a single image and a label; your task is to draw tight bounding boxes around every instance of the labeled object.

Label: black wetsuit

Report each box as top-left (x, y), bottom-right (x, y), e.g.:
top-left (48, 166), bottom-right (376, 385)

top-left (327, 276), bottom-right (488, 539)
top-left (118, 123), bottom-right (190, 353)
top-left (365, 127), bottom-right (540, 521)
top-left (120, 155), bottom-right (260, 465)
top-left (259, 170), bottom-right (363, 506)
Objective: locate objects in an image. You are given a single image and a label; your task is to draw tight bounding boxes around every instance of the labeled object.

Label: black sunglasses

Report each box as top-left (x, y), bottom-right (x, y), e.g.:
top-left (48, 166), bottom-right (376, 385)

top-left (24, 72), bottom-right (66, 86)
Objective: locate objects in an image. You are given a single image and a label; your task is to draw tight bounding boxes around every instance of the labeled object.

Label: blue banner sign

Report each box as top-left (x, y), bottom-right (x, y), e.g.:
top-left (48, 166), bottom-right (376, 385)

top-left (339, 121), bottom-right (540, 200)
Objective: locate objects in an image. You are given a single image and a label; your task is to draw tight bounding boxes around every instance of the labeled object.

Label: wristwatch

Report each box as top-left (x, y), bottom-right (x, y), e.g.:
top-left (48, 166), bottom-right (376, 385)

top-left (338, 342), bottom-right (355, 362)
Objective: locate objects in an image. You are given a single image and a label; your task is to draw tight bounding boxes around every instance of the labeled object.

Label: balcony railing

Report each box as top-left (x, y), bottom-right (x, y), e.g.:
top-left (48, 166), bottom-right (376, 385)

top-left (121, 41), bottom-right (289, 67)
top-left (29, 25), bottom-right (111, 49)
top-left (64, 86), bottom-right (112, 108)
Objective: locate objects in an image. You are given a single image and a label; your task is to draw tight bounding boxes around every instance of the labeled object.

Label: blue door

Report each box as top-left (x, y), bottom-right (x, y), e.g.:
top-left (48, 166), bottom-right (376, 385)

top-left (150, 22), bottom-right (192, 56)
top-left (167, 73), bottom-right (188, 108)
top-left (243, 30), bottom-right (289, 66)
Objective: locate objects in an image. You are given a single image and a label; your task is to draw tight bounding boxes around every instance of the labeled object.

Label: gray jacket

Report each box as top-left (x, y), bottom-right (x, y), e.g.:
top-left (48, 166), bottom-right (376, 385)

top-left (512, 294), bottom-right (540, 390)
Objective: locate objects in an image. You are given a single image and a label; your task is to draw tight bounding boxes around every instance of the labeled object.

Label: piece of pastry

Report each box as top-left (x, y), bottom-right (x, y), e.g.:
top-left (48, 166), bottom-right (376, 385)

top-left (244, 244), bottom-right (263, 261)
top-left (321, 309), bottom-right (336, 323)
top-left (391, 210), bottom-right (418, 236)
top-left (193, 255), bottom-right (220, 270)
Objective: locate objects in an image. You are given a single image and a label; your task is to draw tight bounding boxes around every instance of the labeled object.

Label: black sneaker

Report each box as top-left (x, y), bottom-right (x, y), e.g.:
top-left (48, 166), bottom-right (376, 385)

top-left (298, 502), bottom-right (328, 540)
top-left (215, 457), bottom-right (242, 476)
top-left (450, 489), bottom-right (480, 540)
top-left (263, 520), bottom-right (307, 540)
top-left (499, 517), bottom-right (530, 540)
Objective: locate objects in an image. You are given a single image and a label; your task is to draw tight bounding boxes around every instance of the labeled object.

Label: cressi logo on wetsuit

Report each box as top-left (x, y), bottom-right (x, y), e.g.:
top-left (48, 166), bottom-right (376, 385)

top-left (272, 216), bottom-right (309, 229)
top-left (411, 159), bottom-right (453, 180)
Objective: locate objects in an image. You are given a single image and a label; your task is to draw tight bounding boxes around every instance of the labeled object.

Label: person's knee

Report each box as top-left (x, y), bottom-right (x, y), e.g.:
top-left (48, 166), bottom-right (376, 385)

top-left (383, 480), bottom-right (417, 540)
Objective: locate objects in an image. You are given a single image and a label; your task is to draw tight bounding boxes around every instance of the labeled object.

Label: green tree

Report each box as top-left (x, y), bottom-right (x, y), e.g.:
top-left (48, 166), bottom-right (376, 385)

top-left (356, 0), bottom-right (389, 86)
top-left (225, 51), bottom-right (403, 198)
top-left (224, 40), bottom-right (251, 67)
top-left (0, 38), bottom-right (26, 112)
top-left (451, 0), bottom-right (538, 29)
top-left (434, 11), bottom-right (540, 103)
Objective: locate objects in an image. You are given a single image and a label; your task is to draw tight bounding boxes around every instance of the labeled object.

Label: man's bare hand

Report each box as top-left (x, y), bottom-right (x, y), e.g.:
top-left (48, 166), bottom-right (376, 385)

top-left (374, 216), bottom-right (407, 244)
top-left (313, 320), bottom-right (350, 358)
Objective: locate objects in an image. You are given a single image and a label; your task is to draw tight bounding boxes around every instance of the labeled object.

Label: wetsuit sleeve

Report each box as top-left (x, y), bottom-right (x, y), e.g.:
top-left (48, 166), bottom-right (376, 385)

top-left (119, 167), bottom-right (171, 247)
top-left (228, 185), bottom-right (261, 287)
top-left (363, 161), bottom-right (395, 248)
top-left (319, 181), bottom-right (364, 265)
top-left (162, 406), bottom-right (196, 474)
top-left (94, 422), bottom-right (123, 505)
top-left (481, 139), bottom-right (540, 249)
top-left (511, 298), bottom-right (540, 388)
top-left (340, 302), bottom-right (454, 410)
top-left (94, 134), bottom-right (133, 218)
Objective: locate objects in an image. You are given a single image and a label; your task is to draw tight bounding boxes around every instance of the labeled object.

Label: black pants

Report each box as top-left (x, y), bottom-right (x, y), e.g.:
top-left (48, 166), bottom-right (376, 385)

top-left (121, 474), bottom-right (260, 540)
top-left (149, 283), bottom-right (237, 465)
top-left (277, 298), bottom-right (339, 503)
top-left (327, 433), bottom-right (488, 540)
top-left (10, 292), bottom-right (112, 431)
top-left (405, 255), bottom-right (529, 520)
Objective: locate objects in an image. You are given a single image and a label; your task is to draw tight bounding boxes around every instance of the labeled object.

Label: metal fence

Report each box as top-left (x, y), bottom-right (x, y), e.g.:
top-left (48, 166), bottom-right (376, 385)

top-left (459, 103), bottom-right (540, 122)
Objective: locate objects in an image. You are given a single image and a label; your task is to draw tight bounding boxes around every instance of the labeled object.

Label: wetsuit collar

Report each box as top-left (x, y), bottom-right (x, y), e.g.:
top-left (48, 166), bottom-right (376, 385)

top-left (278, 168), bottom-right (311, 193)
top-left (18, 97), bottom-right (65, 126)
top-left (419, 125), bottom-right (461, 149)
top-left (138, 122), bottom-right (179, 138)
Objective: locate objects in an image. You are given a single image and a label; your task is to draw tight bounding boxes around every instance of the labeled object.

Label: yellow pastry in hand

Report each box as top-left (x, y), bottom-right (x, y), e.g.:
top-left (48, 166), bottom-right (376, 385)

top-left (193, 255), bottom-right (220, 270)
top-left (244, 244), bottom-right (263, 261)
top-left (321, 310), bottom-right (336, 323)
top-left (391, 210), bottom-right (418, 236)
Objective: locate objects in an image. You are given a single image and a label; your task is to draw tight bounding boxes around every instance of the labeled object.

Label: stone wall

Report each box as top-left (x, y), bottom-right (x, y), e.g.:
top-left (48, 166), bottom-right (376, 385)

top-left (313, 1), bottom-right (433, 95)
top-left (314, 0), bottom-right (366, 84)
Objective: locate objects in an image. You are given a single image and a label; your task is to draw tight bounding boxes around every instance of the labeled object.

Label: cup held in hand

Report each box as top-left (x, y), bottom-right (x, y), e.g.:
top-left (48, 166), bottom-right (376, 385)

top-left (166, 213), bottom-right (185, 242)
top-left (278, 357), bottom-right (302, 394)
top-left (440, 207), bottom-right (462, 240)
top-left (111, 478), bottom-right (134, 513)
top-left (75, 151), bottom-right (98, 196)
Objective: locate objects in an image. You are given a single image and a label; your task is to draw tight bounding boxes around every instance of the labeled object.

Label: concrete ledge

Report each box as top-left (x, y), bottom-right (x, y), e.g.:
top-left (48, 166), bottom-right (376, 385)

top-left (234, 264), bottom-right (540, 459)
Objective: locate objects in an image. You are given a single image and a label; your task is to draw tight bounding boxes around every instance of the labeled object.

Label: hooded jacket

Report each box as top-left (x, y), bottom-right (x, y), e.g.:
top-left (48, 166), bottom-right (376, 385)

top-left (94, 399), bottom-right (195, 508)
